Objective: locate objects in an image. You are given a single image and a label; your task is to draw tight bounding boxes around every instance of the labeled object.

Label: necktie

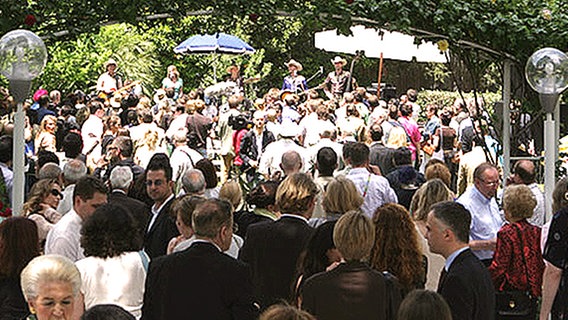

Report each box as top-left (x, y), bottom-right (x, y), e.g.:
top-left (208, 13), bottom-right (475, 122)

top-left (437, 268), bottom-right (447, 292)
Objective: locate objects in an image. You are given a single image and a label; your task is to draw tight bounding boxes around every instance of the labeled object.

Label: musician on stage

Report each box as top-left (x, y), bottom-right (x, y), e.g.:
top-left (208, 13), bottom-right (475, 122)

top-left (96, 58), bottom-right (123, 96)
top-left (323, 56), bottom-right (355, 101)
top-left (281, 59), bottom-right (308, 93)
top-left (225, 64), bottom-right (244, 97)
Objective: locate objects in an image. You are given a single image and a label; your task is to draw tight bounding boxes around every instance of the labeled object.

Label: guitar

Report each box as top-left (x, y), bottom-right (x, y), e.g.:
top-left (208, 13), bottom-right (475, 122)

top-left (98, 80), bottom-right (141, 102)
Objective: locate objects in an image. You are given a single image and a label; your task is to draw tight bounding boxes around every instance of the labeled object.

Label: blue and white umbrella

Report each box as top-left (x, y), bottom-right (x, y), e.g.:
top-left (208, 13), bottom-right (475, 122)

top-left (174, 32), bottom-right (255, 55)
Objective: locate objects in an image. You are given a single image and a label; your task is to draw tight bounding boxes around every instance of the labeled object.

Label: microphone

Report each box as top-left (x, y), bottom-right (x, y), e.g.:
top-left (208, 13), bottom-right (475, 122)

top-left (319, 66), bottom-right (324, 74)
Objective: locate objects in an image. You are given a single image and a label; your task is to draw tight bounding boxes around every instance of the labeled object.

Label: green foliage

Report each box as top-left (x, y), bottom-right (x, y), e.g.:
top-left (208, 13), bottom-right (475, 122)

top-left (417, 89), bottom-right (501, 112)
top-left (38, 24), bottom-right (160, 93)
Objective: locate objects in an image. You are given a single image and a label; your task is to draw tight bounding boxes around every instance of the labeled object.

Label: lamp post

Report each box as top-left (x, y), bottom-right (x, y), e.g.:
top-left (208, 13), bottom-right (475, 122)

top-left (525, 48), bottom-right (568, 221)
top-left (0, 30), bottom-right (47, 216)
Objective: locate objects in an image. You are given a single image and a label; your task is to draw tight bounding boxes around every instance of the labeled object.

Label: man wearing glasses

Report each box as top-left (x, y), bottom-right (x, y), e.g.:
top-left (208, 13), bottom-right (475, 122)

top-left (457, 162), bottom-right (503, 266)
top-left (144, 153), bottom-right (179, 259)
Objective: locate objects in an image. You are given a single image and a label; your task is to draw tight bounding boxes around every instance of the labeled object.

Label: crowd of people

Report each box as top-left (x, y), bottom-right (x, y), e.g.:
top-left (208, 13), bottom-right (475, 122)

top-left (0, 55), bottom-right (565, 320)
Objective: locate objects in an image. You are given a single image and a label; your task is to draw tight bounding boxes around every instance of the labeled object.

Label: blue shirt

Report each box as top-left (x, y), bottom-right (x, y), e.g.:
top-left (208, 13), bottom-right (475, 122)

top-left (457, 186), bottom-right (503, 260)
top-left (445, 246), bottom-right (469, 271)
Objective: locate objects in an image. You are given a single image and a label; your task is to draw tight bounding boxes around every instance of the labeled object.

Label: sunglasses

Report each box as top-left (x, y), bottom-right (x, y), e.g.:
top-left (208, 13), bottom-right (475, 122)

top-left (50, 189), bottom-right (63, 198)
top-left (145, 180), bottom-right (165, 186)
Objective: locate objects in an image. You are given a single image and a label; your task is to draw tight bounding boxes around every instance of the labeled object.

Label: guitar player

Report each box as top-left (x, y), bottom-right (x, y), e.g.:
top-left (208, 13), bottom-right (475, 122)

top-left (96, 58), bottom-right (123, 97)
top-left (323, 56), bottom-right (358, 102)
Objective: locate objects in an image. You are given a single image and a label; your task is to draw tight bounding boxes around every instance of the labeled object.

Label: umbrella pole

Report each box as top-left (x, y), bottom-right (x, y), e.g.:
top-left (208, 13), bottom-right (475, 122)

top-left (377, 52), bottom-right (384, 99)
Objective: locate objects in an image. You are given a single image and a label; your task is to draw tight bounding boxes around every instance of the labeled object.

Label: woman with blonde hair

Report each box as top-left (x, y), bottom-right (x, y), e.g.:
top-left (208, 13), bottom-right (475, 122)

top-left (386, 126), bottom-right (408, 149)
top-left (370, 203), bottom-right (425, 295)
top-left (219, 179), bottom-right (243, 211)
top-left (101, 115), bottom-right (122, 154)
top-left (162, 65), bottom-right (183, 101)
top-left (310, 176), bottom-right (363, 227)
top-left (336, 104), bottom-right (366, 143)
top-left (408, 178), bottom-right (453, 290)
top-left (490, 184), bottom-right (543, 319)
top-left (23, 179), bottom-right (63, 244)
top-left (35, 115), bottom-right (57, 153)
top-left (134, 130), bottom-right (166, 169)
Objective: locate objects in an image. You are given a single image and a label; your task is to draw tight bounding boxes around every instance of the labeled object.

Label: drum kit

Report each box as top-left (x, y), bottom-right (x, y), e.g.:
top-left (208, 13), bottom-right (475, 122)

top-left (204, 77), bottom-right (261, 99)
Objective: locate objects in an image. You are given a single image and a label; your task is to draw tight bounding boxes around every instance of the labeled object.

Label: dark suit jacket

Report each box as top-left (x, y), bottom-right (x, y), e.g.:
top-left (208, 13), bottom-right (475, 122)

top-left (369, 142), bottom-right (395, 176)
top-left (301, 261), bottom-right (398, 320)
top-left (239, 215), bottom-right (313, 308)
top-left (143, 197), bottom-right (178, 259)
top-left (239, 129), bottom-right (276, 166)
top-left (142, 241), bottom-right (258, 320)
top-left (108, 190), bottom-right (151, 245)
top-left (438, 248), bottom-right (495, 320)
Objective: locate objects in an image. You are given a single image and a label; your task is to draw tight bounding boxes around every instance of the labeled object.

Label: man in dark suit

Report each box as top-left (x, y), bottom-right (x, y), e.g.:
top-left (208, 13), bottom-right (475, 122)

top-left (426, 201), bottom-right (495, 320)
top-left (239, 110), bottom-right (276, 182)
top-left (301, 211), bottom-right (401, 320)
top-left (368, 123), bottom-right (395, 176)
top-left (108, 165), bottom-right (150, 245)
top-left (143, 153), bottom-right (178, 259)
top-left (239, 173), bottom-right (318, 309)
top-left (142, 198), bottom-right (259, 320)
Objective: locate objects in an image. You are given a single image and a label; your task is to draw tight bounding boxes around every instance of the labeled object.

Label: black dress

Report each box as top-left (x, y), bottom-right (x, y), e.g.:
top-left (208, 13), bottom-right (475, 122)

top-left (543, 207), bottom-right (568, 320)
top-left (0, 276), bottom-right (29, 320)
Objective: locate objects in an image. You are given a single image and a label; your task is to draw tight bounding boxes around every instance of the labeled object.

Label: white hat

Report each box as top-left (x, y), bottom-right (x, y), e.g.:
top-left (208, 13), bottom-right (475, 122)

top-left (104, 58), bottom-right (117, 69)
top-left (331, 56), bottom-right (347, 66)
top-left (285, 59), bottom-right (303, 71)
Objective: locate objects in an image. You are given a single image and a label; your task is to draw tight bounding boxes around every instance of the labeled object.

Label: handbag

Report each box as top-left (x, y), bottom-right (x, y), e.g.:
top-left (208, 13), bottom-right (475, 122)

top-left (422, 143), bottom-right (435, 156)
top-left (495, 224), bottom-right (537, 318)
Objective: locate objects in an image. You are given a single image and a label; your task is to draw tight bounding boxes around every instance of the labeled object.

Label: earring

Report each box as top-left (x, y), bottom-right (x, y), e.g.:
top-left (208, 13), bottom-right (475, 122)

top-left (29, 306), bottom-right (36, 314)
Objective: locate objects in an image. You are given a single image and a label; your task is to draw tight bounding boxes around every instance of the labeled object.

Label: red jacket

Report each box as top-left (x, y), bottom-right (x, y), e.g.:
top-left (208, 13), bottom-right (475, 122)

top-left (232, 129), bottom-right (248, 166)
top-left (489, 220), bottom-right (544, 297)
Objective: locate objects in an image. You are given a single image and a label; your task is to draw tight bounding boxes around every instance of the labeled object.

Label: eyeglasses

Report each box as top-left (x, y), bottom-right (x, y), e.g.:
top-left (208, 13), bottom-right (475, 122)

top-left (478, 178), bottom-right (500, 187)
top-left (50, 189), bottom-right (63, 198)
top-left (145, 180), bottom-right (165, 186)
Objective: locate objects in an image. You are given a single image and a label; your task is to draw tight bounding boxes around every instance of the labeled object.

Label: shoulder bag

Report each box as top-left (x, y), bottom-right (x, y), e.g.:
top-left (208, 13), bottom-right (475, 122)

top-left (495, 223), bottom-right (538, 318)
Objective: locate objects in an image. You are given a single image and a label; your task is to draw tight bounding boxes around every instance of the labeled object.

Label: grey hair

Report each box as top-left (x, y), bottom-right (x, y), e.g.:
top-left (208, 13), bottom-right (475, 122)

top-left (109, 166), bottom-right (133, 190)
top-left (20, 254), bottom-right (81, 301)
top-left (182, 169), bottom-right (206, 194)
top-left (38, 163), bottom-right (62, 180)
top-left (63, 159), bottom-right (87, 184)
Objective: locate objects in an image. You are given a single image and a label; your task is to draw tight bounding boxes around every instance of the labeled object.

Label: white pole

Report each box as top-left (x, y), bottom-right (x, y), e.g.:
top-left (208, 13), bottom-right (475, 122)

top-left (9, 80), bottom-right (31, 216)
top-left (544, 113), bottom-right (555, 220)
top-left (12, 101), bottom-right (25, 216)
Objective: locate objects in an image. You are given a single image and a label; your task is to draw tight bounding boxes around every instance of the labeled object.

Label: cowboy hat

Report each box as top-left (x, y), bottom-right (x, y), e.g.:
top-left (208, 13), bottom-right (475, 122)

top-left (285, 59), bottom-right (303, 71)
top-left (104, 58), bottom-right (118, 69)
top-left (331, 56), bottom-right (347, 66)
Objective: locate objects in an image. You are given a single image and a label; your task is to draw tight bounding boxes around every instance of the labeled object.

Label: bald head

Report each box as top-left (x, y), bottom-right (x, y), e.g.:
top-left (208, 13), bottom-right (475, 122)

top-left (513, 160), bottom-right (536, 184)
top-left (280, 151), bottom-right (303, 175)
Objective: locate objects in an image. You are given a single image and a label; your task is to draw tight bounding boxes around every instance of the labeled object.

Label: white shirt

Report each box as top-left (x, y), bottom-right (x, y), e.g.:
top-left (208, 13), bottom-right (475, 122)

top-left (527, 183), bottom-right (545, 227)
top-left (165, 114), bottom-right (189, 141)
top-left (147, 194), bottom-right (174, 232)
top-left (173, 234), bottom-right (244, 259)
top-left (45, 209), bottom-right (85, 262)
top-left (81, 114), bottom-right (103, 160)
top-left (457, 186), bottom-right (503, 260)
top-left (56, 184), bottom-right (75, 215)
top-left (76, 252), bottom-right (147, 319)
top-left (170, 145), bottom-right (203, 183)
top-left (345, 167), bottom-right (398, 218)
top-left (258, 138), bottom-right (307, 176)
top-left (0, 162), bottom-right (13, 207)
